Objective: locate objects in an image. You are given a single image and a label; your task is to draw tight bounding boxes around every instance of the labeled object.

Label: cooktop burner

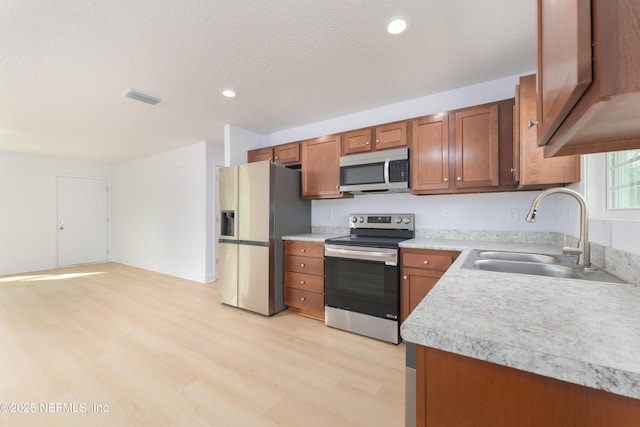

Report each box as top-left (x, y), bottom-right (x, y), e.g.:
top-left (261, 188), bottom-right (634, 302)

top-left (325, 213), bottom-right (415, 248)
top-left (325, 234), bottom-right (410, 249)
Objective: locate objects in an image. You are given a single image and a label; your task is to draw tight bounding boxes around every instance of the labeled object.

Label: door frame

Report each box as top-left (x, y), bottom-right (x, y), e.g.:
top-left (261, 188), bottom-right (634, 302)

top-left (56, 175), bottom-right (111, 267)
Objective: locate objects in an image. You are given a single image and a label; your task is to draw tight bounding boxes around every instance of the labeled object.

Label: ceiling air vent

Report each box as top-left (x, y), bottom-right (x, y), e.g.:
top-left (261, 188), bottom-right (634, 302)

top-left (122, 88), bottom-right (162, 106)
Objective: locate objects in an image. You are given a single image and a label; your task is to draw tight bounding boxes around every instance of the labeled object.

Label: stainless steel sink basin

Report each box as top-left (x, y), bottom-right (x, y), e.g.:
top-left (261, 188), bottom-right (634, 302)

top-left (462, 250), bottom-right (627, 284)
top-left (474, 250), bottom-right (561, 264)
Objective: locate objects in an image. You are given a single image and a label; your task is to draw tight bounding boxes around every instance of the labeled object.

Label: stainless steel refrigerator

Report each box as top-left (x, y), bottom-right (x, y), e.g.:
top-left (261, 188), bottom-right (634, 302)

top-left (217, 160), bottom-right (311, 315)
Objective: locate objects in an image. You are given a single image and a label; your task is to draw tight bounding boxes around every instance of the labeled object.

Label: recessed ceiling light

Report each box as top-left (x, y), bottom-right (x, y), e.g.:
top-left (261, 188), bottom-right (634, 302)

top-left (386, 17), bottom-right (409, 35)
top-left (222, 89), bottom-right (236, 98)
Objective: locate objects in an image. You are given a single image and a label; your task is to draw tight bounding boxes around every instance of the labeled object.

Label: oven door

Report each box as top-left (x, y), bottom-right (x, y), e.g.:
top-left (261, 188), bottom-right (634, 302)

top-left (324, 244), bottom-right (399, 320)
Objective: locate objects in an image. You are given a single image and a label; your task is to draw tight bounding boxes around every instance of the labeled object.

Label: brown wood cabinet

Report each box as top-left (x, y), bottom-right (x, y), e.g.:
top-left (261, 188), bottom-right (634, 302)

top-left (300, 135), bottom-right (352, 199)
top-left (247, 147), bottom-right (273, 163)
top-left (284, 240), bottom-right (325, 320)
top-left (537, 0), bottom-right (640, 156)
top-left (454, 104), bottom-right (500, 188)
top-left (248, 142), bottom-right (300, 165)
top-left (400, 248), bottom-right (460, 324)
top-left (410, 114), bottom-right (450, 192)
top-left (341, 121), bottom-right (408, 155)
top-left (416, 346), bottom-right (640, 427)
top-left (514, 74), bottom-right (581, 188)
top-left (411, 99), bottom-right (515, 195)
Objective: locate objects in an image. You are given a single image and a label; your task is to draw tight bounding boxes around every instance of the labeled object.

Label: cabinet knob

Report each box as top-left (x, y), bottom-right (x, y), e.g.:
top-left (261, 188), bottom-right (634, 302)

top-left (403, 275), bottom-right (408, 280)
top-left (511, 167), bottom-right (516, 173)
top-left (365, 141), bottom-right (370, 145)
top-left (300, 297), bottom-right (306, 301)
top-left (300, 249), bottom-right (305, 253)
top-left (527, 120), bottom-right (539, 129)
top-left (423, 260), bottom-right (429, 265)
top-left (300, 280), bottom-right (305, 285)
top-left (456, 177), bottom-right (462, 181)
top-left (336, 185), bottom-right (339, 189)
top-left (376, 139), bottom-right (380, 143)
top-left (300, 263), bottom-right (305, 267)
top-left (443, 178), bottom-right (449, 182)
top-left (275, 156), bottom-right (279, 160)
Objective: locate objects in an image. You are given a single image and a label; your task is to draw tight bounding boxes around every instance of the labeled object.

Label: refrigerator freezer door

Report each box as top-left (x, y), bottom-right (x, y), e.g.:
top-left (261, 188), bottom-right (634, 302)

top-left (217, 241), bottom-right (238, 307)
top-left (219, 165), bottom-right (239, 240)
top-left (238, 244), bottom-right (271, 315)
top-left (238, 161), bottom-right (271, 243)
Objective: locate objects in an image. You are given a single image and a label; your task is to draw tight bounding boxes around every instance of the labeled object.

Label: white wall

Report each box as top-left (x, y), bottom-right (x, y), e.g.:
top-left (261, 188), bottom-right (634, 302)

top-left (110, 142), bottom-right (220, 282)
top-left (0, 151), bottom-right (112, 275)
top-left (312, 190), bottom-right (570, 234)
top-left (224, 124), bottom-right (265, 166)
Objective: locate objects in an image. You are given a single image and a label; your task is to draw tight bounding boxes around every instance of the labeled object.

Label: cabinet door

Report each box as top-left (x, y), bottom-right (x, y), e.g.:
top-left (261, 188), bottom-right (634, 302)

top-left (375, 121), bottom-right (407, 151)
top-left (518, 74), bottom-right (580, 187)
top-left (454, 104), bottom-right (499, 188)
top-left (274, 142), bottom-right (300, 164)
top-left (301, 135), bottom-right (342, 198)
top-left (342, 128), bottom-right (373, 155)
top-left (247, 147), bottom-right (273, 163)
top-left (536, 0), bottom-right (592, 147)
top-left (401, 273), bottom-right (439, 324)
top-left (411, 114), bottom-right (450, 192)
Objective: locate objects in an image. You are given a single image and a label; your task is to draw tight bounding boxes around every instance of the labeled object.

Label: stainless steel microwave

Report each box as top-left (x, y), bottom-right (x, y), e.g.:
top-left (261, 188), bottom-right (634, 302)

top-left (339, 147), bottom-right (409, 194)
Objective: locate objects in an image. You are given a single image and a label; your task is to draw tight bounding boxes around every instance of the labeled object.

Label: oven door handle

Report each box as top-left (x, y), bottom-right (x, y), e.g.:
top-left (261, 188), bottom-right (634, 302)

top-left (325, 244), bottom-right (397, 265)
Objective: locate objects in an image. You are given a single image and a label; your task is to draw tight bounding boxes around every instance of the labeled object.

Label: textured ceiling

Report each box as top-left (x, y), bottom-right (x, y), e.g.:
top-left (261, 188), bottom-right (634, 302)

top-left (0, 0), bottom-right (536, 164)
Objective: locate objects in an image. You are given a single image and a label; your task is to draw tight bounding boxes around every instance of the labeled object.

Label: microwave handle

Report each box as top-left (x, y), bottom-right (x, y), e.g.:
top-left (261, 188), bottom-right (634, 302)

top-left (384, 159), bottom-right (390, 184)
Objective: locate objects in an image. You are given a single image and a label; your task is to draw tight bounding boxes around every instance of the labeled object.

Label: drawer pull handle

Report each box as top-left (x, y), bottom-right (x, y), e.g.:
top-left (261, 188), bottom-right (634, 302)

top-left (300, 297), bottom-right (306, 301)
top-left (300, 263), bottom-right (305, 267)
top-left (423, 260), bottom-right (429, 265)
top-left (403, 275), bottom-right (408, 280)
top-left (300, 249), bottom-right (305, 253)
top-left (300, 280), bottom-right (305, 284)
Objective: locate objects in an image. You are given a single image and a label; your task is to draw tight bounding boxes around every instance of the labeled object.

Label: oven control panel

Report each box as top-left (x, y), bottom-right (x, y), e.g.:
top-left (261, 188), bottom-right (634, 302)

top-left (349, 213), bottom-right (414, 230)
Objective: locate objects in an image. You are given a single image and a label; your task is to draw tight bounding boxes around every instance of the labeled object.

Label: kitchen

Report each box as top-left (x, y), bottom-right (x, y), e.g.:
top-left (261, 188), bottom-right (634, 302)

top-left (2, 1), bottom-right (640, 426)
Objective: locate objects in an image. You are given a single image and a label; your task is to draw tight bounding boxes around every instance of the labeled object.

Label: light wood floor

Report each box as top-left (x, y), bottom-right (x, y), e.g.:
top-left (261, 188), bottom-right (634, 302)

top-left (0, 263), bottom-right (405, 426)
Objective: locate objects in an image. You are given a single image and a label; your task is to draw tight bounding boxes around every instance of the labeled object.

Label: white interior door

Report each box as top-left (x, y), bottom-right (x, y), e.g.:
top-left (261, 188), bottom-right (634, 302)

top-left (57, 177), bottom-right (109, 267)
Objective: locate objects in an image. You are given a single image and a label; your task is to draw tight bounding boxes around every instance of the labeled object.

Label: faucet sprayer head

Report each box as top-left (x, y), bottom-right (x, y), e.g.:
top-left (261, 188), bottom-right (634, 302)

top-left (525, 208), bottom-right (537, 223)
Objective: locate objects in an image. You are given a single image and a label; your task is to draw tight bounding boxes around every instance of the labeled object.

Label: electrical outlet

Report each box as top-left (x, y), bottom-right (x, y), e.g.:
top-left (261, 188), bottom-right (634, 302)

top-left (508, 208), bottom-right (520, 222)
top-left (443, 209), bottom-right (450, 221)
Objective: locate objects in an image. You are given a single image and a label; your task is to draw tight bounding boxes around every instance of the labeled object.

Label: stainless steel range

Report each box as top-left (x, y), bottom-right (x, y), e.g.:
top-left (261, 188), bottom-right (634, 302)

top-left (324, 213), bottom-right (415, 344)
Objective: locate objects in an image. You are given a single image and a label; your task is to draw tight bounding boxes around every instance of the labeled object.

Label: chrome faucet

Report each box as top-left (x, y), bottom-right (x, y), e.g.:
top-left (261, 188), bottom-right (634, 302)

top-left (525, 188), bottom-right (590, 267)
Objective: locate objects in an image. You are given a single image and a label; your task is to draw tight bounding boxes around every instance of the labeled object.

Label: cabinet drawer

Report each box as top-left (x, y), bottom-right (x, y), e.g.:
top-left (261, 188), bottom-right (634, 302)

top-left (285, 255), bottom-right (324, 275)
top-left (403, 251), bottom-right (454, 271)
top-left (284, 241), bottom-right (324, 258)
top-left (285, 271), bottom-right (324, 294)
top-left (285, 287), bottom-right (324, 314)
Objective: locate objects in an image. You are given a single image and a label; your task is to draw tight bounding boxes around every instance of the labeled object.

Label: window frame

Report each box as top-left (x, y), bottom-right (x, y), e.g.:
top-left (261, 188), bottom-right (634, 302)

top-left (607, 149), bottom-right (640, 211)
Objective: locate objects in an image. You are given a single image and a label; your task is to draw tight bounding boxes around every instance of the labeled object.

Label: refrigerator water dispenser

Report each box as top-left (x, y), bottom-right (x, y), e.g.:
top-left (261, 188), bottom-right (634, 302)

top-left (221, 210), bottom-right (235, 236)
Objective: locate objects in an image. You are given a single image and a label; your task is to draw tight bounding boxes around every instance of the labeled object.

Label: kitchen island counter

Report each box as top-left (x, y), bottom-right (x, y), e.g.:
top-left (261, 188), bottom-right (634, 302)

top-left (400, 240), bottom-right (640, 400)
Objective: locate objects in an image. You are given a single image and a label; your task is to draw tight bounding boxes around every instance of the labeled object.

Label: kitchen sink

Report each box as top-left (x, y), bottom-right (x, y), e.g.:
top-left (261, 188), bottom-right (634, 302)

top-left (473, 250), bottom-right (561, 264)
top-left (462, 250), bottom-right (627, 284)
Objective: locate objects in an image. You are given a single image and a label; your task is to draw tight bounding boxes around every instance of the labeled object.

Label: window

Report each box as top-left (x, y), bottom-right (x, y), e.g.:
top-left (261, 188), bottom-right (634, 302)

top-left (608, 149), bottom-right (640, 209)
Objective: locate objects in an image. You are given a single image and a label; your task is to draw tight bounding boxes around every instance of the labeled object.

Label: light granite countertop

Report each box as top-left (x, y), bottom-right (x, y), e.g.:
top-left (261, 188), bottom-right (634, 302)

top-left (400, 239), bottom-right (640, 400)
top-left (282, 233), bottom-right (343, 243)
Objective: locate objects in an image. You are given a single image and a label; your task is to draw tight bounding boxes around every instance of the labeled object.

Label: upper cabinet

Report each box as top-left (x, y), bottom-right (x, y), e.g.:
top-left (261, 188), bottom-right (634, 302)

top-left (515, 74), bottom-right (580, 188)
top-left (454, 104), bottom-right (500, 188)
top-left (300, 135), bottom-right (352, 200)
top-left (341, 121), bottom-right (408, 155)
top-left (248, 142), bottom-right (300, 165)
top-left (536, 0), bottom-right (640, 156)
top-left (411, 99), bottom-right (515, 195)
top-left (410, 114), bottom-right (450, 192)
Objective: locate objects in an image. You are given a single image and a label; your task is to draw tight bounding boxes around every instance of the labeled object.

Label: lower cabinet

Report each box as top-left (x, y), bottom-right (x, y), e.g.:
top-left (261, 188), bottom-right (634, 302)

top-left (284, 240), bottom-right (325, 320)
top-left (416, 346), bottom-right (640, 427)
top-left (400, 249), bottom-right (460, 324)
